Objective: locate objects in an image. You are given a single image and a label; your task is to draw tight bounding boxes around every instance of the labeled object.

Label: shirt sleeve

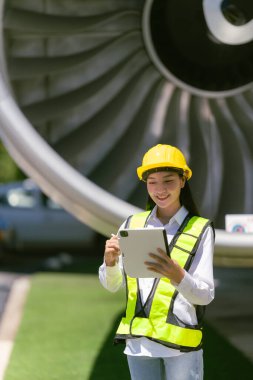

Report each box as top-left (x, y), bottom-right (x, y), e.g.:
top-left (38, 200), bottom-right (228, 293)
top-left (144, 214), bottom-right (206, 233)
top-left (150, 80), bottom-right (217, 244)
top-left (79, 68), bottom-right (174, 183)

top-left (98, 256), bottom-right (124, 292)
top-left (98, 222), bottom-right (126, 293)
top-left (173, 225), bottom-right (215, 305)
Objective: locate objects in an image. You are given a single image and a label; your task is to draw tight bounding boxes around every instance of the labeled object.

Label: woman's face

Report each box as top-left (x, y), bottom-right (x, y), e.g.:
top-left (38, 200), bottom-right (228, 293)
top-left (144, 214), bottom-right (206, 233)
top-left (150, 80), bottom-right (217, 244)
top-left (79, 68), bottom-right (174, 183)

top-left (146, 171), bottom-right (185, 213)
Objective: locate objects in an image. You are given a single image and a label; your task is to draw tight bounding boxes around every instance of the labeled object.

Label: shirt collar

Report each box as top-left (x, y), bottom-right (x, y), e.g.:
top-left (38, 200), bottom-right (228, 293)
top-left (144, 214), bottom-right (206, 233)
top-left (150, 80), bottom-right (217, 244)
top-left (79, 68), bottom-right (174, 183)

top-left (149, 205), bottom-right (189, 226)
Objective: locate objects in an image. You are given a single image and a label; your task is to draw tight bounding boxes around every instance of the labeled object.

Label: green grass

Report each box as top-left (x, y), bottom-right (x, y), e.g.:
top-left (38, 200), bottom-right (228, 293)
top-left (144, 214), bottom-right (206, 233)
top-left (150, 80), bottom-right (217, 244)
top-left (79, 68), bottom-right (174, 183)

top-left (4, 260), bottom-right (253, 380)
top-left (0, 142), bottom-right (25, 183)
top-left (4, 272), bottom-right (129, 380)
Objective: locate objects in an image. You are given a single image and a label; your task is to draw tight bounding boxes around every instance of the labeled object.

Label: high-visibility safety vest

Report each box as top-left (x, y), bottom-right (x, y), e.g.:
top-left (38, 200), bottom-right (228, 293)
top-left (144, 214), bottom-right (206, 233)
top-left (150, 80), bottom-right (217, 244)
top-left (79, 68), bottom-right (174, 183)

top-left (115, 210), bottom-right (212, 352)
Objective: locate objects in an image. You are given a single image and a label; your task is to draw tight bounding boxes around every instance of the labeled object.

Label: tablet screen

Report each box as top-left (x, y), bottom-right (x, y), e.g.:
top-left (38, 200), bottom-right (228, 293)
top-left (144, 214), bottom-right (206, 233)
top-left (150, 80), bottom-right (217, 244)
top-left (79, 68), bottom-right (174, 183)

top-left (119, 227), bottom-right (169, 278)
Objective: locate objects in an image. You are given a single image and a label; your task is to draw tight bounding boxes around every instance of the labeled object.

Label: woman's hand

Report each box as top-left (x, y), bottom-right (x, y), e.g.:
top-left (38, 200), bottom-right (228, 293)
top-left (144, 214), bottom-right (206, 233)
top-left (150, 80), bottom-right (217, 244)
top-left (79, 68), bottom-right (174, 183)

top-left (104, 234), bottom-right (120, 267)
top-left (145, 248), bottom-right (185, 284)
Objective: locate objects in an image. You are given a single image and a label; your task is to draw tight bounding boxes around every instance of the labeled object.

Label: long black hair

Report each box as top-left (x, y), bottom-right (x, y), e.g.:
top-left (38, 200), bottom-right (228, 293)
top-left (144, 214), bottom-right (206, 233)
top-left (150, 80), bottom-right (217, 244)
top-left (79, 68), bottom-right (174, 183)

top-left (179, 180), bottom-right (199, 216)
top-left (145, 170), bottom-right (199, 216)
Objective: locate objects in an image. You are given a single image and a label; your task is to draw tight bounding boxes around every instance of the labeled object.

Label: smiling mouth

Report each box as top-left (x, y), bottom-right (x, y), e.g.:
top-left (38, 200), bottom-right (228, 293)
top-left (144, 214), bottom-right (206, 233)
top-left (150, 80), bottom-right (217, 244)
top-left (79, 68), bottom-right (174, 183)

top-left (156, 195), bottom-right (169, 201)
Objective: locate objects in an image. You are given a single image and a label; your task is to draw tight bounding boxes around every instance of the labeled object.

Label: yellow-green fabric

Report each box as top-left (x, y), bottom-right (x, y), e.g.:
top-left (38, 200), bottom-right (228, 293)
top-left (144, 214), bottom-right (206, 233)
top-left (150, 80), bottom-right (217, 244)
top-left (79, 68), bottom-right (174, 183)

top-left (115, 211), bottom-right (210, 351)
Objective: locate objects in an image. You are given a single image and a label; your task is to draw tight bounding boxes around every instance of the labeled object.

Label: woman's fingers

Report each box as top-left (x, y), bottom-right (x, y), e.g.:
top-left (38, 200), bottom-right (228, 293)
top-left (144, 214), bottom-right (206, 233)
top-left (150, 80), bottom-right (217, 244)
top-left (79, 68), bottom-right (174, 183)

top-left (145, 263), bottom-right (169, 278)
top-left (145, 249), bottom-right (185, 283)
top-left (145, 252), bottom-right (169, 274)
top-left (104, 235), bottom-right (121, 266)
top-left (145, 249), bottom-right (175, 277)
top-left (105, 242), bottom-right (119, 252)
top-left (105, 236), bottom-right (120, 250)
top-left (148, 249), bottom-right (170, 264)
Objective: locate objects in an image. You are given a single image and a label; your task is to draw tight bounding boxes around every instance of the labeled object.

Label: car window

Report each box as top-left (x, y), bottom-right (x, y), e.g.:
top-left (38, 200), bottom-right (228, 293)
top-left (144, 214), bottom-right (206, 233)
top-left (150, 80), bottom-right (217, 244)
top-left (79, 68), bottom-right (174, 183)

top-left (7, 188), bottom-right (36, 208)
top-left (46, 197), bottom-right (62, 210)
top-left (0, 194), bottom-right (8, 206)
top-left (40, 192), bottom-right (62, 210)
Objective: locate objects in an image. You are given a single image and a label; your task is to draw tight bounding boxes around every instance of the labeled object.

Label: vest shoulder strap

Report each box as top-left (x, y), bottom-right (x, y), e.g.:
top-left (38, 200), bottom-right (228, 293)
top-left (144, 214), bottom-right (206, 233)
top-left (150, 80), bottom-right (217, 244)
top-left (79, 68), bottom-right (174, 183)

top-left (125, 211), bottom-right (151, 229)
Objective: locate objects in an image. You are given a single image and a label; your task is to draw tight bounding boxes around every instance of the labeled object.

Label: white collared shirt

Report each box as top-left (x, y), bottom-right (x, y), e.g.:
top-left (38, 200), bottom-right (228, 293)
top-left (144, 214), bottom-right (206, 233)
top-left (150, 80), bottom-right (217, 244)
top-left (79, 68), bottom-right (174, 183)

top-left (99, 206), bottom-right (215, 357)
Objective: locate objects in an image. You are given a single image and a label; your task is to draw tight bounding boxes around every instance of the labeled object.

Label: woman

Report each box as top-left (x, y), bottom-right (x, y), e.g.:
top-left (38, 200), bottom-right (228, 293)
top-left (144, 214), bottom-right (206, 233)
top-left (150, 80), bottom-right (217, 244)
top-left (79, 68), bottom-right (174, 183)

top-left (99, 144), bottom-right (215, 380)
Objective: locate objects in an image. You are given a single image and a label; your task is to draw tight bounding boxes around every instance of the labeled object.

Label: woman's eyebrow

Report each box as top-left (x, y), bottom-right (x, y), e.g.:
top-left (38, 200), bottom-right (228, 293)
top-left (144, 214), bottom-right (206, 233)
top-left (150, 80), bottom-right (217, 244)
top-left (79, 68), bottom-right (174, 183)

top-left (148, 173), bottom-right (174, 180)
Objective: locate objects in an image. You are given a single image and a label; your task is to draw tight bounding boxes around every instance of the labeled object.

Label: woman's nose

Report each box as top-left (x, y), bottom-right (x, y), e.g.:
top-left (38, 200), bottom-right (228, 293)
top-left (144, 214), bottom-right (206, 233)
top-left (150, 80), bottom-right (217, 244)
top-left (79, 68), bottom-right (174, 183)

top-left (155, 184), bottom-right (166, 193)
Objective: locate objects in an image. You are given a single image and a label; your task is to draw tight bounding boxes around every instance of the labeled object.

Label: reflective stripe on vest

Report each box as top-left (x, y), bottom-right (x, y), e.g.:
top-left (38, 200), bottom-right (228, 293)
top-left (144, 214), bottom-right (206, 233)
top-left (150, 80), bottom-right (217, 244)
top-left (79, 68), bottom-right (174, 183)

top-left (115, 211), bottom-right (211, 351)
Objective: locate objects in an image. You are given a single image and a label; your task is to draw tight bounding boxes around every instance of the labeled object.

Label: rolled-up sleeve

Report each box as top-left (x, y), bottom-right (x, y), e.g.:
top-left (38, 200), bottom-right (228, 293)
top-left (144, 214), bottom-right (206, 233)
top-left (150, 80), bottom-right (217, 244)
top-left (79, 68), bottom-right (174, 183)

top-left (174, 226), bottom-right (215, 305)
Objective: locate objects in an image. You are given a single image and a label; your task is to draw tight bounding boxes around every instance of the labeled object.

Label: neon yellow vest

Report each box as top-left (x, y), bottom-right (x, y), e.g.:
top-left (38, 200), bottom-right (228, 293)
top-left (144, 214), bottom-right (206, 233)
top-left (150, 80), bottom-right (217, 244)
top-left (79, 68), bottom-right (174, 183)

top-left (115, 211), bottom-right (211, 352)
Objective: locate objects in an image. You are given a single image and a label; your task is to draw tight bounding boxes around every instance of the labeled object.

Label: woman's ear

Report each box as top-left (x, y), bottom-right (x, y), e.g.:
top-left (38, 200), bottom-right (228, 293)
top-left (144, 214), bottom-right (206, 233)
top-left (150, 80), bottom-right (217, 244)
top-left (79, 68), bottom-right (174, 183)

top-left (181, 176), bottom-right (186, 188)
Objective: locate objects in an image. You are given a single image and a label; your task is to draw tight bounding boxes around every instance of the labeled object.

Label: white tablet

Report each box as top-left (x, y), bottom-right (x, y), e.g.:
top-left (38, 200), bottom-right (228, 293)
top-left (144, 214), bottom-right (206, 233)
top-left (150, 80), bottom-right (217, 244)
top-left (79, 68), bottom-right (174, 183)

top-left (118, 228), bottom-right (170, 278)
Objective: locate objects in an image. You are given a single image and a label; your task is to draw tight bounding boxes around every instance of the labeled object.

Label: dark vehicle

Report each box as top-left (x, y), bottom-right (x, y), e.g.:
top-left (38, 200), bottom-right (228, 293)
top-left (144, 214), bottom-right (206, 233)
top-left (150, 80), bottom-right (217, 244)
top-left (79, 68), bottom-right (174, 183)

top-left (0, 179), bottom-right (94, 253)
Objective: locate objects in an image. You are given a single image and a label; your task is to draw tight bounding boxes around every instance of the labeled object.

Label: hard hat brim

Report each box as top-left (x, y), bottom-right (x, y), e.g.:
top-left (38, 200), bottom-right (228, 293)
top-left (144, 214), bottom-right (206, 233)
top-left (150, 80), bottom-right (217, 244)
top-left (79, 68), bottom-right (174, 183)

top-left (137, 163), bottom-right (192, 181)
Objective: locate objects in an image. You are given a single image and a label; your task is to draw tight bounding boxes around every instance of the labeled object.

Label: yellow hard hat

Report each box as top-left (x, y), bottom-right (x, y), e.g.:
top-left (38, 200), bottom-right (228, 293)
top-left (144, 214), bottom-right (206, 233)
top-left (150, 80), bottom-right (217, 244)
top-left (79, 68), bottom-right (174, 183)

top-left (137, 144), bottom-right (192, 181)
